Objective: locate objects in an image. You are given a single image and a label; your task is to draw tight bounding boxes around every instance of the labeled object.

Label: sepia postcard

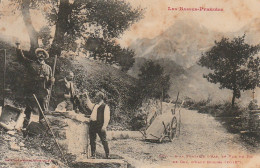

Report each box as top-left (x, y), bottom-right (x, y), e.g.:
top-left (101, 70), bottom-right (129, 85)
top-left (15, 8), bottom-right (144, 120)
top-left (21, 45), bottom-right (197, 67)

top-left (0, 0), bottom-right (260, 168)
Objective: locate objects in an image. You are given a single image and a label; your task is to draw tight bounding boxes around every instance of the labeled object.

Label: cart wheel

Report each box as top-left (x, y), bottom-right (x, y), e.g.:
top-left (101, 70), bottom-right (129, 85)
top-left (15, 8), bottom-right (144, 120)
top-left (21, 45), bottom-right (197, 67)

top-left (170, 117), bottom-right (177, 140)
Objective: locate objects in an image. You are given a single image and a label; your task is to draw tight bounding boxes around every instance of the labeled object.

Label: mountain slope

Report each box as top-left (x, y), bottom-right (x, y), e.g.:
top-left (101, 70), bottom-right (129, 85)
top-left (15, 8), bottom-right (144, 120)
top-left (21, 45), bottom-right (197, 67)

top-left (130, 20), bottom-right (224, 68)
top-left (129, 19), bottom-right (260, 103)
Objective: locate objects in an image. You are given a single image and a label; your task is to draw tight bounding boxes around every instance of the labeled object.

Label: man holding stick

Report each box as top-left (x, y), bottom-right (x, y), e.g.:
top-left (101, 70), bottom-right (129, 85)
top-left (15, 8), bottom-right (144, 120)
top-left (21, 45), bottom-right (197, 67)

top-left (83, 91), bottom-right (111, 159)
top-left (16, 43), bottom-right (55, 129)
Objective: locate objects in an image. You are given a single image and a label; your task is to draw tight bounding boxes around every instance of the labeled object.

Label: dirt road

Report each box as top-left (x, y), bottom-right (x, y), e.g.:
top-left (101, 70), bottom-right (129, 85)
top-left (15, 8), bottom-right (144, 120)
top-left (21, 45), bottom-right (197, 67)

top-left (107, 109), bottom-right (260, 168)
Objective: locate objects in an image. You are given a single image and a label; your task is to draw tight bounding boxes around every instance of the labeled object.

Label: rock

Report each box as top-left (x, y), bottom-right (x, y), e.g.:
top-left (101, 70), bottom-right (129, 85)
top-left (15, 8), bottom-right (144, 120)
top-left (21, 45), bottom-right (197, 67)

top-left (72, 159), bottom-right (127, 168)
top-left (3, 136), bottom-right (11, 141)
top-left (15, 113), bottom-right (25, 130)
top-left (0, 121), bottom-right (15, 130)
top-left (27, 121), bottom-right (47, 136)
top-left (7, 130), bottom-right (15, 135)
top-left (10, 137), bottom-right (16, 142)
top-left (19, 142), bottom-right (25, 147)
top-left (45, 112), bottom-right (90, 156)
top-left (106, 131), bottom-right (143, 140)
top-left (10, 142), bottom-right (20, 151)
top-left (0, 105), bottom-right (24, 130)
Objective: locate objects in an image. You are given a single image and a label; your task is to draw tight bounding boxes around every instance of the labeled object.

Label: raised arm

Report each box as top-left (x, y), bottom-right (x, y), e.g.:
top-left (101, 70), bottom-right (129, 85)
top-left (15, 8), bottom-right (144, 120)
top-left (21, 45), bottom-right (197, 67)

top-left (84, 92), bottom-right (95, 110)
top-left (15, 43), bottom-right (32, 63)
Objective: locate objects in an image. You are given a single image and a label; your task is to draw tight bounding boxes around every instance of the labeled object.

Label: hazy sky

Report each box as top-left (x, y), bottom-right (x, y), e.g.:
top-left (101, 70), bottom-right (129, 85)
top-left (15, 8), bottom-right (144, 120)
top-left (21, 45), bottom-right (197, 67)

top-left (0, 0), bottom-right (260, 47)
top-left (118, 0), bottom-right (260, 46)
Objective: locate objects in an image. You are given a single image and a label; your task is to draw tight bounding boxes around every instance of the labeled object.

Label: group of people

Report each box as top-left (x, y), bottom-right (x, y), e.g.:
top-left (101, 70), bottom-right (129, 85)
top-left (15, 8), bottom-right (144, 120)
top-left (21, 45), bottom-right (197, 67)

top-left (15, 43), bottom-right (110, 159)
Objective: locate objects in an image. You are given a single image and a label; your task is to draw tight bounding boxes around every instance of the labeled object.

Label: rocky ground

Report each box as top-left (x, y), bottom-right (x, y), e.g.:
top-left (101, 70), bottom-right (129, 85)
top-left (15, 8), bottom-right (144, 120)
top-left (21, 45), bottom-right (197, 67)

top-left (0, 128), bottom-right (67, 168)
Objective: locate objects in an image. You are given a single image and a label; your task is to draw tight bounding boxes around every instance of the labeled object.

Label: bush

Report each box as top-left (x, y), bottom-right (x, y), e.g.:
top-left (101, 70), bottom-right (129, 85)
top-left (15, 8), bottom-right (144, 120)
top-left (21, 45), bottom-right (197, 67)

top-left (0, 43), bottom-right (141, 130)
top-left (183, 99), bottom-right (209, 111)
top-left (129, 109), bottom-right (146, 131)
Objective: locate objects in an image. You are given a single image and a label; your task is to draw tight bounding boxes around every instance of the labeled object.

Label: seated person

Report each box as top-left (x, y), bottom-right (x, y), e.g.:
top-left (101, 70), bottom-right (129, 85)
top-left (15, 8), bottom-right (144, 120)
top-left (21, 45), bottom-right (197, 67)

top-left (55, 71), bottom-right (77, 112)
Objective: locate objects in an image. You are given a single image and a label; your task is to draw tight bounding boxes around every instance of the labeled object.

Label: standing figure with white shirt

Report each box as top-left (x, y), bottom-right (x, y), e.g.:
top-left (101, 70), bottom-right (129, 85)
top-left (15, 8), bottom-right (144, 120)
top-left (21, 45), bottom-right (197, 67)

top-left (84, 91), bottom-right (110, 159)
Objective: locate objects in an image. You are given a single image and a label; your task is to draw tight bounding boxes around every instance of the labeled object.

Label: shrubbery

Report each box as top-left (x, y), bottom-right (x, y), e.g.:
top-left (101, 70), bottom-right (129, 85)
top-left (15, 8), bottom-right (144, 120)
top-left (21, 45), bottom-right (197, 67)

top-left (0, 44), bottom-right (168, 131)
top-left (0, 43), bottom-right (141, 129)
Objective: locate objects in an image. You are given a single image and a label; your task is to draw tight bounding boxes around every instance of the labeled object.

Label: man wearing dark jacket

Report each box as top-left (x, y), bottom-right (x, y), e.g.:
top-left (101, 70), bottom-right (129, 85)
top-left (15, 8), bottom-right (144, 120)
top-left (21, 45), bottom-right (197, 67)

top-left (84, 91), bottom-right (110, 159)
top-left (16, 43), bottom-right (55, 129)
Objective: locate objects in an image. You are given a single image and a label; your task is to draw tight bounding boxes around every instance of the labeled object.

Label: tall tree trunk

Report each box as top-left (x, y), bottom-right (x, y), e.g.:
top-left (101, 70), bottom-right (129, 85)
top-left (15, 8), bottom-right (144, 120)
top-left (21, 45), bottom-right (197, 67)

top-left (50, 0), bottom-right (71, 57)
top-left (21, 0), bottom-right (39, 55)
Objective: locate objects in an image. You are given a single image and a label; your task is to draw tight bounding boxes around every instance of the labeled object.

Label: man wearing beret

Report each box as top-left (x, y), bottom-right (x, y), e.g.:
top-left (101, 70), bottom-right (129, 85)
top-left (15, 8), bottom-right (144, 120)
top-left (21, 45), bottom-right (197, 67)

top-left (16, 44), bottom-right (55, 129)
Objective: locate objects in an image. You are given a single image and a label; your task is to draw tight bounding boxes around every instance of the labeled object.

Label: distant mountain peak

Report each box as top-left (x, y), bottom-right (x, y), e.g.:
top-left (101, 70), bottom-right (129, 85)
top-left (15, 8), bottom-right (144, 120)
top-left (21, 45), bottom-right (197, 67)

top-left (129, 18), bottom-right (260, 102)
top-left (130, 19), bottom-right (221, 68)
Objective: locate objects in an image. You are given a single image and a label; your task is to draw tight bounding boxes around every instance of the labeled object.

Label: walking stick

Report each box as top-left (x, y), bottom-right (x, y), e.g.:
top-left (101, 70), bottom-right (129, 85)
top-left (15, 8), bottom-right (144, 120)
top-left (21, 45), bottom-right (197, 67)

top-left (33, 94), bottom-right (68, 165)
top-left (46, 55), bottom-right (57, 110)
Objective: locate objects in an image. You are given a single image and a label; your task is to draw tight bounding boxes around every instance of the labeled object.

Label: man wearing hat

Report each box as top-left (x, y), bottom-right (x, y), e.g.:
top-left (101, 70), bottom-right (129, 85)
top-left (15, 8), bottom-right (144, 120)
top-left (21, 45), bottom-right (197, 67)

top-left (16, 44), bottom-right (55, 129)
top-left (84, 91), bottom-right (111, 159)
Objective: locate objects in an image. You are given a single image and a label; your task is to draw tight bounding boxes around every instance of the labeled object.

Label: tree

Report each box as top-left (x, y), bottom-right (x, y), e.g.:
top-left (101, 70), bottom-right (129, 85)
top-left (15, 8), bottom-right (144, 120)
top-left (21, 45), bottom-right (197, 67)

top-left (198, 35), bottom-right (260, 107)
top-left (21, 0), bottom-right (39, 53)
top-left (10, 0), bottom-right (55, 53)
top-left (49, 0), bottom-right (72, 56)
top-left (84, 0), bottom-right (142, 39)
top-left (10, 0), bottom-right (142, 70)
top-left (85, 40), bottom-right (135, 71)
top-left (138, 60), bottom-right (170, 100)
top-left (115, 48), bottom-right (135, 72)
top-left (38, 26), bottom-right (52, 49)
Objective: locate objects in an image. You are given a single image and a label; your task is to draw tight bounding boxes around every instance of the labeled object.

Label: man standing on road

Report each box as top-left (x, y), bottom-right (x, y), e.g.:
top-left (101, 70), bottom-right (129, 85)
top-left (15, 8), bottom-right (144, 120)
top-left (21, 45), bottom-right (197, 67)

top-left (84, 91), bottom-right (111, 159)
top-left (16, 43), bottom-right (55, 129)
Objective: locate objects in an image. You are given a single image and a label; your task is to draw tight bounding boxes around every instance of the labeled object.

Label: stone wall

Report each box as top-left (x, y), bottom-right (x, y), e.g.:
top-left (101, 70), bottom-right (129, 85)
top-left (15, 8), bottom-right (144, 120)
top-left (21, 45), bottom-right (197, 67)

top-left (45, 111), bottom-right (90, 157)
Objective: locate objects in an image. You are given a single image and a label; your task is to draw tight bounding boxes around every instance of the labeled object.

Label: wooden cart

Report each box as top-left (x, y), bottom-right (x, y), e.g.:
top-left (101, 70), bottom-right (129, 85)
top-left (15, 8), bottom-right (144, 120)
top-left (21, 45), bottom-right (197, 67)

top-left (144, 111), bottom-right (178, 142)
top-left (143, 97), bottom-right (184, 143)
